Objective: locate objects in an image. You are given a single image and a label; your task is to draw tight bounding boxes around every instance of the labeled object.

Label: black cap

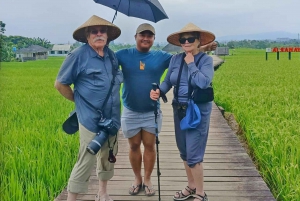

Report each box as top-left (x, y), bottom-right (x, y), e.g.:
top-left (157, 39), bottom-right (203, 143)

top-left (62, 110), bottom-right (79, 134)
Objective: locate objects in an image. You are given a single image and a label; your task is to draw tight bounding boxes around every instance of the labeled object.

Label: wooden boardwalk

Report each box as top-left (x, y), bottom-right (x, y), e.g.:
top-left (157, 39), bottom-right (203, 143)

top-left (55, 56), bottom-right (275, 201)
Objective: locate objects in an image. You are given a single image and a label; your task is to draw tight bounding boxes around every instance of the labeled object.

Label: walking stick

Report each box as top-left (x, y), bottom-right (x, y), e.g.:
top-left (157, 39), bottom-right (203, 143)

top-left (152, 83), bottom-right (161, 201)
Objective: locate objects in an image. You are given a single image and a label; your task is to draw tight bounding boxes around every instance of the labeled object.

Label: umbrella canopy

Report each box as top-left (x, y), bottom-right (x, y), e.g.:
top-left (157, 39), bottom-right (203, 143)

top-left (93, 0), bottom-right (168, 23)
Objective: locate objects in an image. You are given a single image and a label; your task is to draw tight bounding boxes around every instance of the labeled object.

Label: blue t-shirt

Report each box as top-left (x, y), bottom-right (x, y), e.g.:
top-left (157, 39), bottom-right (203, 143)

top-left (116, 48), bottom-right (172, 112)
top-left (56, 44), bottom-right (123, 133)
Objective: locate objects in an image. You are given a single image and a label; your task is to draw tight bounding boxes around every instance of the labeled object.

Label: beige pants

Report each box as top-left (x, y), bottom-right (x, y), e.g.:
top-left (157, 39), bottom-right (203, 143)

top-left (67, 123), bottom-right (118, 193)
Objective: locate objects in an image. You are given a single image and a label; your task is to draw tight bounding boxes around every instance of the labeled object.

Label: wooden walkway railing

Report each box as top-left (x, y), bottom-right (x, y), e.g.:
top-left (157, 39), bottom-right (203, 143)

top-left (55, 56), bottom-right (275, 201)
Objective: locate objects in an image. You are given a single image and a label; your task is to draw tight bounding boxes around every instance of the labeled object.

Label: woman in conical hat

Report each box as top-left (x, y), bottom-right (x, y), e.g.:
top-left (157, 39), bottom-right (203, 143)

top-left (150, 23), bottom-right (215, 201)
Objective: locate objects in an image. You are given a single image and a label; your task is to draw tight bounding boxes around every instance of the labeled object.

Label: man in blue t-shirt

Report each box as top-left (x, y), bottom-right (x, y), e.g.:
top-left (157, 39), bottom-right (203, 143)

top-left (115, 23), bottom-right (216, 196)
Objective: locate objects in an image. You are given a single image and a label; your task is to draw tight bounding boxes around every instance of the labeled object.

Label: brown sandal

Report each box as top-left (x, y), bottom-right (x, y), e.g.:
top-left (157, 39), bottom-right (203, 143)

top-left (173, 186), bottom-right (196, 200)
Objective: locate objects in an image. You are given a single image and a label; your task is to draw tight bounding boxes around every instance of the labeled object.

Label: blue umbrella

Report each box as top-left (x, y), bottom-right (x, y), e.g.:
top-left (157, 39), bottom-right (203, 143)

top-left (93, 0), bottom-right (168, 23)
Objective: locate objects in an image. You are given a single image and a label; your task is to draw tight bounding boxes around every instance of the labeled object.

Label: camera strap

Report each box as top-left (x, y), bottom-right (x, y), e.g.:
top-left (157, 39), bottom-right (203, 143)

top-left (78, 47), bottom-right (118, 117)
top-left (99, 48), bottom-right (118, 115)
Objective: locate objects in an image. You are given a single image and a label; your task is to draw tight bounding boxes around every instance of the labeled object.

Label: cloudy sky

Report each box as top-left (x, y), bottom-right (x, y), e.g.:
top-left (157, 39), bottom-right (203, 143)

top-left (1, 0), bottom-right (299, 44)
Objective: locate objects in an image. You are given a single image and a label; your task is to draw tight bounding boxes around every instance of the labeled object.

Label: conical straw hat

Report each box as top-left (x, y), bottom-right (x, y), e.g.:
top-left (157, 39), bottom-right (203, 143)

top-left (167, 23), bottom-right (215, 46)
top-left (73, 15), bottom-right (121, 43)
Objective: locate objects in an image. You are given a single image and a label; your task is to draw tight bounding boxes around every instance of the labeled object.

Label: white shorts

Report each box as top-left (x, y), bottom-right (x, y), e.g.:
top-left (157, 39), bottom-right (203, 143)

top-left (121, 107), bottom-right (163, 138)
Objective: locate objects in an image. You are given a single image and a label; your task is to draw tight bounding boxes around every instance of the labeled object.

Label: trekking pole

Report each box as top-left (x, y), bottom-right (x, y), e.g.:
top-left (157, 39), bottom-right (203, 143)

top-left (152, 83), bottom-right (161, 201)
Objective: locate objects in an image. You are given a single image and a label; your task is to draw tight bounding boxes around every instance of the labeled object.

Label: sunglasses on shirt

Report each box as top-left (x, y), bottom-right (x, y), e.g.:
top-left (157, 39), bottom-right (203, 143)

top-left (90, 29), bottom-right (107, 35)
top-left (179, 37), bottom-right (197, 44)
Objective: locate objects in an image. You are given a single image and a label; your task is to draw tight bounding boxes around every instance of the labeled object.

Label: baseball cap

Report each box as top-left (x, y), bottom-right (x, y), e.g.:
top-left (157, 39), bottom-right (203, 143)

top-left (136, 23), bottom-right (155, 35)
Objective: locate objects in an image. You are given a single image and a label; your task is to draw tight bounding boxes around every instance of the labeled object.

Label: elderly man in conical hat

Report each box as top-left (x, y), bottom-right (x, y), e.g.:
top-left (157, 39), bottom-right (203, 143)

top-left (55, 15), bottom-right (123, 201)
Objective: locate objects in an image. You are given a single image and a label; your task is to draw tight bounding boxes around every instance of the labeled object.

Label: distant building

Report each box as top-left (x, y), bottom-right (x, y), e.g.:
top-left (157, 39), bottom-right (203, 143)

top-left (49, 44), bottom-right (71, 56)
top-left (16, 45), bottom-right (49, 62)
top-left (214, 47), bottom-right (229, 56)
top-left (162, 43), bottom-right (182, 53)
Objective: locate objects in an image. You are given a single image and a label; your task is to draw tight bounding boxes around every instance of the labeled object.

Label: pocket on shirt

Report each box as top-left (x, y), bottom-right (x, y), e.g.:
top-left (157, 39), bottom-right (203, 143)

top-left (85, 68), bottom-right (103, 86)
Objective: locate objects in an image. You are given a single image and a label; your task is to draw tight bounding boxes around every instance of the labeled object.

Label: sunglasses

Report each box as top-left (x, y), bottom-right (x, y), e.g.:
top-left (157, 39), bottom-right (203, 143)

top-left (179, 37), bottom-right (197, 44)
top-left (90, 29), bottom-right (107, 35)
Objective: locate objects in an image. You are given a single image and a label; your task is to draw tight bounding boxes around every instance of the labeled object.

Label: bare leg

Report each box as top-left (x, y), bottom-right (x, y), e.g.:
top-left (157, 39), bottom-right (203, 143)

top-left (98, 180), bottom-right (108, 196)
top-left (190, 162), bottom-right (205, 200)
top-left (141, 129), bottom-right (156, 195)
top-left (174, 161), bottom-right (196, 199)
top-left (95, 180), bottom-right (114, 200)
top-left (67, 192), bottom-right (78, 201)
top-left (128, 131), bottom-right (143, 193)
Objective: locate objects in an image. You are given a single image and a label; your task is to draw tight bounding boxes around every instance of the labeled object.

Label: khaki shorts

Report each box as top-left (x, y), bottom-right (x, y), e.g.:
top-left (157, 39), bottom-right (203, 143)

top-left (67, 123), bottom-right (118, 193)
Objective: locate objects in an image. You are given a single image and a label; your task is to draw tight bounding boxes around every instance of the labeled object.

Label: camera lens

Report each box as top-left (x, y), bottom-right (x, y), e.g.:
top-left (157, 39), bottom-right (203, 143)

top-left (86, 130), bottom-right (108, 155)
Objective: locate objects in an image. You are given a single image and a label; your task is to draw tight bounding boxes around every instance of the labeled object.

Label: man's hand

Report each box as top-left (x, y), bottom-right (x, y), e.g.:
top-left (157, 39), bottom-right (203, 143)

top-left (209, 41), bottom-right (218, 51)
top-left (150, 89), bottom-right (160, 101)
top-left (199, 41), bottom-right (218, 52)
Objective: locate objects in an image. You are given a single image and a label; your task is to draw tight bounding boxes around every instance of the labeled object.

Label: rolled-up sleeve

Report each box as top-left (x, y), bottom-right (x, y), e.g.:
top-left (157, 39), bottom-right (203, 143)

top-left (56, 53), bottom-right (79, 85)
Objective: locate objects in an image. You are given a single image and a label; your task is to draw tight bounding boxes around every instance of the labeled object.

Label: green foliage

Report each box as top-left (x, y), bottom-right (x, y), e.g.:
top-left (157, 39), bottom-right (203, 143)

top-left (220, 39), bottom-right (300, 49)
top-left (0, 21), bottom-right (7, 62)
top-left (0, 57), bottom-right (78, 201)
top-left (109, 43), bottom-right (135, 51)
top-left (0, 21), bottom-right (5, 34)
top-left (1, 35), bottom-right (53, 62)
top-left (213, 49), bottom-right (300, 200)
top-left (70, 41), bottom-right (84, 51)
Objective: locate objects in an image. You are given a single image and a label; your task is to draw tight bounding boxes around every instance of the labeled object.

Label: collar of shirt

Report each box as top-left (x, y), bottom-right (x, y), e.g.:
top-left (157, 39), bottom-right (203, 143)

top-left (87, 44), bottom-right (109, 59)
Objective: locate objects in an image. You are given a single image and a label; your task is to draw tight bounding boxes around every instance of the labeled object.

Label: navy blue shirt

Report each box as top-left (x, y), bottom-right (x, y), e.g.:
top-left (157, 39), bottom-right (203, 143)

top-left (56, 44), bottom-right (123, 133)
top-left (116, 48), bottom-right (172, 112)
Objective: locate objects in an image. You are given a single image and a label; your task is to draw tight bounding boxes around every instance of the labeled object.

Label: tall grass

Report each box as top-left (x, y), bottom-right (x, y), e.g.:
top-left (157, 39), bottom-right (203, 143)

top-left (213, 49), bottom-right (300, 200)
top-left (0, 57), bottom-right (78, 201)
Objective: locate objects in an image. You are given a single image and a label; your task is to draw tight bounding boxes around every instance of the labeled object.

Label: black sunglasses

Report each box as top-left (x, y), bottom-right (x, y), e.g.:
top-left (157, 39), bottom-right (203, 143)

top-left (90, 29), bottom-right (107, 35)
top-left (179, 37), bottom-right (197, 44)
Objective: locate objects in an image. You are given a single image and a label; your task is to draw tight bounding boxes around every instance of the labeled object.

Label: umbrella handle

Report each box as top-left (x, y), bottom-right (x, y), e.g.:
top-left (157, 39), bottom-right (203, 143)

top-left (112, 0), bottom-right (122, 23)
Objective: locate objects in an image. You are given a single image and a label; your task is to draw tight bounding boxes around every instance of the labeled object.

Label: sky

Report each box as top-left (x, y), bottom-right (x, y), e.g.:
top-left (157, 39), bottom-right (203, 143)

top-left (1, 0), bottom-right (299, 44)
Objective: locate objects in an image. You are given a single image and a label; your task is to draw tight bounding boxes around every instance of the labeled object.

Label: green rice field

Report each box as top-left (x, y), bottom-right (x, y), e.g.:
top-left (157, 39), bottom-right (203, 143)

top-left (213, 49), bottom-right (300, 201)
top-left (0, 49), bottom-right (300, 200)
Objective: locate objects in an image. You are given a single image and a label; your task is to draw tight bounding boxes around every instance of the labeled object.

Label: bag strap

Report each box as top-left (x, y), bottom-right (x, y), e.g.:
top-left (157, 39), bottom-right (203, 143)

top-left (188, 53), bottom-right (206, 99)
top-left (175, 53), bottom-right (186, 102)
top-left (101, 48), bottom-right (118, 112)
top-left (78, 48), bottom-right (118, 116)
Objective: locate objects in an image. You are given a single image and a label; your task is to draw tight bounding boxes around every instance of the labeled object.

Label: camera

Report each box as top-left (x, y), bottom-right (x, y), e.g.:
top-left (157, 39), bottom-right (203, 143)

top-left (86, 118), bottom-right (118, 155)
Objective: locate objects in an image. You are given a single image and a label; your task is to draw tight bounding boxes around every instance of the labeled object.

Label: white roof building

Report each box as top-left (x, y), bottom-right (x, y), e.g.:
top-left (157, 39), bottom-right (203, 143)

top-left (49, 44), bottom-right (71, 56)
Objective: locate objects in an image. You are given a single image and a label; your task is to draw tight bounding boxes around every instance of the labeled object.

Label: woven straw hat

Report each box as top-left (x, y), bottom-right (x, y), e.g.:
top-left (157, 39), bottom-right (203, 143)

top-left (73, 15), bottom-right (121, 43)
top-left (167, 23), bottom-right (215, 46)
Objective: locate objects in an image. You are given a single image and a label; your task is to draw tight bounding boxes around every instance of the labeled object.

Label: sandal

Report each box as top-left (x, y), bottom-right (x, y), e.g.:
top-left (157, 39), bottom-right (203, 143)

top-left (143, 184), bottom-right (156, 196)
top-left (173, 186), bottom-right (196, 200)
top-left (193, 193), bottom-right (208, 201)
top-left (128, 183), bottom-right (142, 195)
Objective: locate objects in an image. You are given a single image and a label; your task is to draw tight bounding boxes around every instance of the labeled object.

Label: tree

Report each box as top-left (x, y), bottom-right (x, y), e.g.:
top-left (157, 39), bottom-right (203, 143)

top-left (0, 21), bottom-right (5, 34)
top-left (0, 21), bottom-right (7, 62)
